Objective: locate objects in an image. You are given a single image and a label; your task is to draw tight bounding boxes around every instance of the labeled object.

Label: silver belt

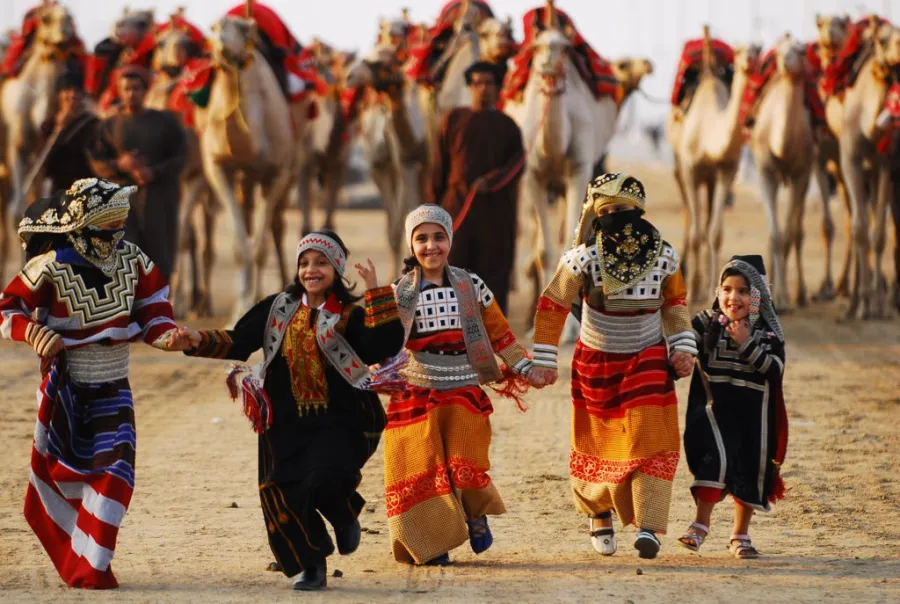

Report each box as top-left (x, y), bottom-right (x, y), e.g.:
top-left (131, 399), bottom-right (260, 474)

top-left (580, 306), bottom-right (663, 354)
top-left (66, 343), bottom-right (130, 383)
top-left (401, 350), bottom-right (478, 390)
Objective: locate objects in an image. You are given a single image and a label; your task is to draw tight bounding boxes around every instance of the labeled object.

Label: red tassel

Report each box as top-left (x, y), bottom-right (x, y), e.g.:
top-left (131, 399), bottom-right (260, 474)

top-left (768, 472), bottom-right (787, 504)
top-left (488, 365), bottom-right (531, 412)
top-left (225, 364), bottom-right (273, 433)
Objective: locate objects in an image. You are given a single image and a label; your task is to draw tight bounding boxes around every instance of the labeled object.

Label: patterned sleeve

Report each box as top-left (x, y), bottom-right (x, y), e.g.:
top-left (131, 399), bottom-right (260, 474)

top-left (0, 252), bottom-right (60, 356)
top-left (344, 287), bottom-right (405, 364)
top-left (660, 248), bottom-right (696, 356)
top-left (736, 331), bottom-right (785, 382)
top-left (184, 295), bottom-right (273, 360)
top-left (531, 245), bottom-right (589, 369)
top-left (130, 248), bottom-right (178, 348)
top-left (470, 273), bottom-right (532, 376)
top-left (691, 310), bottom-right (715, 355)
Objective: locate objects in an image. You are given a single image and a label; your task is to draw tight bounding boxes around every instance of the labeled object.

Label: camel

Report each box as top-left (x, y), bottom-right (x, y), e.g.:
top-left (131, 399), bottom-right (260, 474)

top-left (293, 50), bottom-right (365, 236)
top-left (503, 1), bottom-right (618, 319)
top-left (837, 21), bottom-right (900, 319)
top-left (0, 1), bottom-right (80, 269)
top-left (667, 26), bottom-right (760, 305)
top-left (145, 12), bottom-right (217, 318)
top-left (748, 34), bottom-right (817, 310)
top-left (194, 6), bottom-right (294, 324)
top-left (348, 43), bottom-right (430, 276)
top-left (413, 1), bottom-right (517, 158)
top-left (810, 14), bottom-right (854, 302)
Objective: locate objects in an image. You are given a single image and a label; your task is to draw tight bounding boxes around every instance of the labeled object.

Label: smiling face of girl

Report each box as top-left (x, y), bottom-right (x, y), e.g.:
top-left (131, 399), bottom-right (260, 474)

top-left (297, 250), bottom-right (336, 297)
top-left (411, 223), bottom-right (450, 274)
top-left (718, 273), bottom-right (752, 322)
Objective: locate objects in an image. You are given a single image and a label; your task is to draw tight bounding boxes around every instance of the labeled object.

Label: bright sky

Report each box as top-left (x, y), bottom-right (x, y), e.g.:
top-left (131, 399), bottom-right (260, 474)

top-left (2, 0), bottom-right (895, 122)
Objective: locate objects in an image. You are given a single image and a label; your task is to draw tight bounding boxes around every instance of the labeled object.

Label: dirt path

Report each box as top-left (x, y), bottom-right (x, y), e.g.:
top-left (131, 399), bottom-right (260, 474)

top-left (1, 160), bottom-right (898, 603)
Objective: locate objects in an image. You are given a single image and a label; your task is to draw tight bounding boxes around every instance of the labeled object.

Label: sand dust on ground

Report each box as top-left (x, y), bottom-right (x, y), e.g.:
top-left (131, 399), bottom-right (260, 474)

top-left (1, 159), bottom-right (898, 603)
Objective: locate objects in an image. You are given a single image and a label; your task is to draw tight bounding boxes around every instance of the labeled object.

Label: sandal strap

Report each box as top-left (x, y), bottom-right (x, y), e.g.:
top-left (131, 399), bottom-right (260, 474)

top-left (690, 522), bottom-right (710, 535)
top-left (730, 534), bottom-right (750, 542)
top-left (636, 530), bottom-right (660, 544)
top-left (590, 527), bottom-right (615, 537)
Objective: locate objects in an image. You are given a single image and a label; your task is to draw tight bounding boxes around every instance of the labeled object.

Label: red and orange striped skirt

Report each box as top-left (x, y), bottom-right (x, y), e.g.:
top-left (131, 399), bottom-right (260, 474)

top-left (383, 385), bottom-right (506, 564)
top-left (569, 341), bottom-right (680, 533)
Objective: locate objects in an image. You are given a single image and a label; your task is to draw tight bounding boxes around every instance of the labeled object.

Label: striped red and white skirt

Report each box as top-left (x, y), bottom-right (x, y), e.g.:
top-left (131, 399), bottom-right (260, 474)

top-left (25, 355), bottom-right (135, 589)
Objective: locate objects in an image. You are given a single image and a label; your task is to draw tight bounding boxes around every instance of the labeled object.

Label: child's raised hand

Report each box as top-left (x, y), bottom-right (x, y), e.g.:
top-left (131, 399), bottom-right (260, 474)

top-left (355, 258), bottom-right (379, 290)
top-left (725, 319), bottom-right (751, 345)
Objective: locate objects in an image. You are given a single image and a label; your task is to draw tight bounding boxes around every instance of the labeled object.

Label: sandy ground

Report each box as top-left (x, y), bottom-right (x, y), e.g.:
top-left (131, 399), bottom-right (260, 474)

top-left (1, 158), bottom-right (899, 604)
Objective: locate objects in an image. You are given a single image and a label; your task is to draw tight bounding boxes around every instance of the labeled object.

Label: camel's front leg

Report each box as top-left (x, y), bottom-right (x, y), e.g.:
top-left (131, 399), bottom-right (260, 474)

top-left (198, 186), bottom-right (218, 317)
top-left (680, 167), bottom-right (705, 304)
top-left (560, 165), bottom-right (592, 343)
top-left (787, 169), bottom-right (812, 307)
top-left (869, 166), bottom-right (892, 319)
top-left (756, 165), bottom-right (787, 309)
top-left (322, 156), bottom-right (348, 232)
top-left (812, 157), bottom-right (837, 301)
top-left (708, 166), bottom-right (739, 304)
top-left (840, 149), bottom-right (871, 319)
top-left (203, 154), bottom-right (251, 322)
top-left (254, 166), bottom-right (293, 301)
top-left (835, 178), bottom-right (854, 297)
top-left (673, 157), bottom-right (691, 279)
top-left (172, 176), bottom-right (206, 318)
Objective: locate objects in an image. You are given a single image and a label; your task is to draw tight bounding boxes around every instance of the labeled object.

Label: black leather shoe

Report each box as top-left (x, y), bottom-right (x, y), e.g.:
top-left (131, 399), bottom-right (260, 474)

top-left (335, 518), bottom-right (361, 555)
top-left (292, 564), bottom-right (327, 591)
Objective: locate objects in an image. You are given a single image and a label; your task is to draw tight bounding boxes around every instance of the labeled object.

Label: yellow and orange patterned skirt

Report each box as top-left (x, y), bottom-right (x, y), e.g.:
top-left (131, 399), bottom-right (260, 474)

top-left (569, 341), bottom-right (680, 533)
top-left (384, 385), bottom-right (506, 564)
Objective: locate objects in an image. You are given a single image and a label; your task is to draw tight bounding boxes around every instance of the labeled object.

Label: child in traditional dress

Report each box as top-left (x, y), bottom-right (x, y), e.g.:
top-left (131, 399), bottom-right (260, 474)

top-left (384, 204), bottom-right (536, 566)
top-left (529, 173), bottom-right (697, 559)
top-left (177, 230), bottom-right (404, 590)
top-left (678, 255), bottom-right (788, 559)
top-left (0, 178), bottom-right (191, 589)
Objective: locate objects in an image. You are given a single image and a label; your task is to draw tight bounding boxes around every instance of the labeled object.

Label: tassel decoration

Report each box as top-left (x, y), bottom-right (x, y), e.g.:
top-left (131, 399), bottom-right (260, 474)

top-left (364, 350), bottom-right (411, 394)
top-left (488, 364), bottom-right (531, 412)
top-left (225, 363), bottom-right (274, 434)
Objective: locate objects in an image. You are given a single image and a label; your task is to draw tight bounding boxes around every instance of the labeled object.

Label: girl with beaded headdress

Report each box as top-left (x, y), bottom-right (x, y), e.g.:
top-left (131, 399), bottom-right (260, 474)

top-left (176, 229), bottom-right (404, 591)
top-left (0, 178), bottom-right (191, 589)
top-left (383, 204), bottom-right (537, 567)
top-left (529, 173), bottom-right (697, 560)
top-left (677, 255), bottom-right (788, 560)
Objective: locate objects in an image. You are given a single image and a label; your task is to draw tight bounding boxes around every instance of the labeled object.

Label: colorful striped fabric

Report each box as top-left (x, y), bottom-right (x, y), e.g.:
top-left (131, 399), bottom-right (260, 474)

top-left (25, 355), bottom-right (134, 589)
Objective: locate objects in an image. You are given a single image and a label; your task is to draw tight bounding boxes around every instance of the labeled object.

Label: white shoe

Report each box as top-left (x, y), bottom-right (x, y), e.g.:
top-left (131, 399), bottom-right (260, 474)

top-left (589, 519), bottom-right (617, 555)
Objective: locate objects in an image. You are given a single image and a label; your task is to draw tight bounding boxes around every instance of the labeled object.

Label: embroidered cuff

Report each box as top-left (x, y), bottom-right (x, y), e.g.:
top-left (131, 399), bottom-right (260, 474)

top-left (667, 330), bottom-right (698, 356)
top-left (184, 329), bottom-right (233, 358)
top-left (25, 323), bottom-right (60, 357)
top-left (364, 286), bottom-right (399, 327)
top-left (512, 357), bottom-right (533, 376)
top-left (532, 343), bottom-right (558, 368)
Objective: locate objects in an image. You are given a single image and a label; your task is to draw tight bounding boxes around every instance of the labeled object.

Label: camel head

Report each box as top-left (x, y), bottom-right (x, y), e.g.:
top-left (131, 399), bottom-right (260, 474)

top-left (875, 23), bottom-right (900, 67)
top-left (34, 1), bottom-right (77, 48)
top-left (774, 33), bottom-right (807, 79)
top-left (453, 0), bottom-right (485, 34)
top-left (733, 44), bottom-right (762, 76)
top-left (209, 15), bottom-right (257, 68)
top-left (612, 57), bottom-right (654, 96)
top-left (478, 17), bottom-right (517, 63)
top-left (815, 13), bottom-right (851, 54)
top-left (113, 7), bottom-right (154, 48)
top-left (378, 16), bottom-right (408, 49)
top-left (153, 10), bottom-right (201, 74)
top-left (531, 27), bottom-right (571, 96)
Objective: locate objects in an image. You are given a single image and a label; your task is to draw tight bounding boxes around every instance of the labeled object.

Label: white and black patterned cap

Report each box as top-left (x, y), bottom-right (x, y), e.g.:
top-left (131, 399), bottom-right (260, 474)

top-left (405, 204), bottom-right (453, 251)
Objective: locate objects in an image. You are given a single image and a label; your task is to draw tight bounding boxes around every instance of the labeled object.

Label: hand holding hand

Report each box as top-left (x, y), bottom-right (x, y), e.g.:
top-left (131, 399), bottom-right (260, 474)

top-left (529, 366), bottom-right (558, 388)
top-left (167, 327), bottom-right (202, 351)
top-left (669, 351), bottom-right (695, 378)
top-left (725, 319), bottom-right (751, 345)
top-left (355, 258), bottom-right (379, 290)
top-left (44, 337), bottom-right (65, 358)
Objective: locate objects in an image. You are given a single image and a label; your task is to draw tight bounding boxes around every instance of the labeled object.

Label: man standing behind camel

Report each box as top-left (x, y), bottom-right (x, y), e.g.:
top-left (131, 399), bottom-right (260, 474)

top-left (430, 61), bottom-right (524, 314)
top-left (89, 66), bottom-right (186, 282)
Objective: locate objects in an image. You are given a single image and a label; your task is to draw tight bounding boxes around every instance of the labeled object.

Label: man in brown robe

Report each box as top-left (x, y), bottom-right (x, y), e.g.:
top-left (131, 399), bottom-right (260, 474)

top-left (430, 61), bottom-right (524, 313)
top-left (89, 66), bottom-right (186, 282)
top-left (38, 71), bottom-right (100, 193)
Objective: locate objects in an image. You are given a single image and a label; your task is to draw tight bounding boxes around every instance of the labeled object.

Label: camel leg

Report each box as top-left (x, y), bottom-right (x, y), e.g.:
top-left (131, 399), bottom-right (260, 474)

top-left (835, 178), bottom-right (854, 297)
top-left (203, 156), bottom-right (252, 323)
top-left (890, 171), bottom-right (900, 314)
top-left (708, 167), bottom-right (737, 304)
top-left (812, 159), bottom-right (837, 301)
top-left (270, 194), bottom-right (289, 288)
top-left (5, 141), bottom-right (27, 237)
top-left (297, 158), bottom-right (317, 236)
top-left (840, 149), bottom-right (871, 320)
top-left (172, 177), bottom-right (205, 319)
top-left (869, 167), bottom-right (891, 319)
top-left (681, 168), bottom-right (705, 304)
top-left (787, 169), bottom-right (812, 307)
top-left (757, 164), bottom-right (788, 309)
top-left (253, 167), bottom-right (293, 302)
top-left (560, 166), bottom-right (592, 344)
top-left (520, 168), bottom-right (550, 333)
top-left (198, 187), bottom-right (217, 317)
top-left (673, 157), bottom-right (691, 278)
top-left (322, 158), bottom-right (347, 232)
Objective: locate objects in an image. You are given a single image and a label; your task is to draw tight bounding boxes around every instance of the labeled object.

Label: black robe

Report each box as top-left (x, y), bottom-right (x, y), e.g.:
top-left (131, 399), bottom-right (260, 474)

top-left (684, 310), bottom-right (788, 511)
top-left (185, 292), bottom-right (404, 574)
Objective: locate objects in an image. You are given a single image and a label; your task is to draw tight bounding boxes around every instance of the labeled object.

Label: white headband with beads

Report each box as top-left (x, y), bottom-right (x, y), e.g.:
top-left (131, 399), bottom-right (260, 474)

top-left (296, 233), bottom-right (347, 276)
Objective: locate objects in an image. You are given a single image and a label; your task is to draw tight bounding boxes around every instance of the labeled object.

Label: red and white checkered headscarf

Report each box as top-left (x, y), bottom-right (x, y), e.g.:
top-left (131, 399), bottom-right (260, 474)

top-left (296, 233), bottom-right (347, 276)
